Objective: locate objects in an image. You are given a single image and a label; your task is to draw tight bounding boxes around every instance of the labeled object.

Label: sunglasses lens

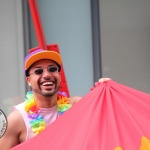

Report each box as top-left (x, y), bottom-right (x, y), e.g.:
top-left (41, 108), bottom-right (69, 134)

top-left (34, 69), bottom-right (43, 75)
top-left (48, 66), bottom-right (58, 72)
top-left (32, 66), bottom-right (58, 75)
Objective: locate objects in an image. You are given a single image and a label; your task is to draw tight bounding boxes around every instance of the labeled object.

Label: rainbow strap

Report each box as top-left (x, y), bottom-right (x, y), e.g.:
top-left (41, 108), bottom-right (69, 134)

top-left (24, 91), bottom-right (72, 135)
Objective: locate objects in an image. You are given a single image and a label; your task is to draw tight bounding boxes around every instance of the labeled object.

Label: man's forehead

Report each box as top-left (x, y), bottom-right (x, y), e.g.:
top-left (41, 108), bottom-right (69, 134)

top-left (30, 59), bottom-right (57, 68)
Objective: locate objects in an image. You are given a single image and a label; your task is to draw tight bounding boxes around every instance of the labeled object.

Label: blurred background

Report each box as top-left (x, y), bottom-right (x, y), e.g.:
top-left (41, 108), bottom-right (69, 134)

top-left (0, 0), bottom-right (150, 116)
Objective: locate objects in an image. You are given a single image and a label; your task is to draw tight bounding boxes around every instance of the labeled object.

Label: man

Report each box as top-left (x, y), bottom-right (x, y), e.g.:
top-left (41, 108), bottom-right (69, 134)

top-left (0, 49), bottom-right (110, 149)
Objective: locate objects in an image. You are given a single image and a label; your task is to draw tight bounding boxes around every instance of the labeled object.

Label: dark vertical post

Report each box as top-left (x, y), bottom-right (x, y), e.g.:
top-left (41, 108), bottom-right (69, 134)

top-left (91, 0), bottom-right (102, 82)
top-left (22, 0), bottom-right (31, 92)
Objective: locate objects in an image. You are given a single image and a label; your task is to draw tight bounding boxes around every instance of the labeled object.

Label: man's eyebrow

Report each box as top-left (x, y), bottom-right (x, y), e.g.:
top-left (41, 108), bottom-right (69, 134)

top-left (34, 66), bottom-right (42, 69)
top-left (49, 65), bottom-right (57, 66)
top-left (31, 66), bottom-right (43, 71)
top-left (33, 65), bottom-right (57, 69)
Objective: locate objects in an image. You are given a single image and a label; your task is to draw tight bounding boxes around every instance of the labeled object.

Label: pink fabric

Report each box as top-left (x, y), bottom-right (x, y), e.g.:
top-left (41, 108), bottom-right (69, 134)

top-left (11, 80), bottom-right (150, 150)
top-left (14, 102), bottom-right (58, 140)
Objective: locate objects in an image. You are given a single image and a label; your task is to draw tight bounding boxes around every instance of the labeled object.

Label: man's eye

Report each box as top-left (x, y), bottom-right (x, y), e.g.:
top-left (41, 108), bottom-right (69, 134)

top-left (34, 69), bottom-right (43, 74)
top-left (48, 66), bottom-right (58, 72)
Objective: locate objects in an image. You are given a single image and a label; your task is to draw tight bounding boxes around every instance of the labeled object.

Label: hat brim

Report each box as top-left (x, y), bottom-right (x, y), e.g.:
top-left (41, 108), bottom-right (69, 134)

top-left (25, 50), bottom-right (62, 71)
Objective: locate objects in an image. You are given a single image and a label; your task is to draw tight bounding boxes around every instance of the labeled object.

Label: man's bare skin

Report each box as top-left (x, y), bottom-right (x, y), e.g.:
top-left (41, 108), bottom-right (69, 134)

top-left (0, 96), bottom-right (81, 150)
top-left (0, 77), bottom-right (110, 150)
top-left (0, 54), bottom-right (110, 150)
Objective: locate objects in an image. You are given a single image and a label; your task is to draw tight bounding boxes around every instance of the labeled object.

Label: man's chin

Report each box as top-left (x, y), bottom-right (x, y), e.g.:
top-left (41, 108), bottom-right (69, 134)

top-left (41, 90), bottom-right (57, 97)
top-left (42, 92), bottom-right (55, 97)
top-left (41, 85), bottom-right (60, 97)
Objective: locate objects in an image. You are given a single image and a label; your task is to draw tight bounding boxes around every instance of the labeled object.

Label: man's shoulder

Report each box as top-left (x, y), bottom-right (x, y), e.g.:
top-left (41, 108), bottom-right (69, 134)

top-left (0, 108), bottom-right (26, 148)
top-left (11, 102), bottom-right (26, 123)
top-left (68, 96), bottom-right (82, 105)
top-left (8, 109), bottom-right (23, 121)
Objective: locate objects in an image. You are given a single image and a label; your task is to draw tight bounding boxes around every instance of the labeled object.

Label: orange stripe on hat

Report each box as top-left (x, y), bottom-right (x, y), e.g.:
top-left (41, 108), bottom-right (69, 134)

top-left (24, 49), bottom-right (62, 71)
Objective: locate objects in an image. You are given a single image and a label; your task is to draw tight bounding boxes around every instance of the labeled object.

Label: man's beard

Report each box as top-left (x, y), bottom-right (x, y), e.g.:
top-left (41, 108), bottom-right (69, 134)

top-left (32, 84), bottom-right (60, 97)
top-left (42, 85), bottom-right (60, 97)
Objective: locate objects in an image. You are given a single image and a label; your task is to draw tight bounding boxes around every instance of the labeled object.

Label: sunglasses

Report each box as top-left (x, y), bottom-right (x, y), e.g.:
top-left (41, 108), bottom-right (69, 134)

top-left (30, 66), bottom-right (59, 75)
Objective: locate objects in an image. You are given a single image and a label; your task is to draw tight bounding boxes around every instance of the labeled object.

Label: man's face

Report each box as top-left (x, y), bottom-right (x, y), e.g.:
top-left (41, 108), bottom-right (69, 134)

top-left (26, 59), bottom-right (61, 97)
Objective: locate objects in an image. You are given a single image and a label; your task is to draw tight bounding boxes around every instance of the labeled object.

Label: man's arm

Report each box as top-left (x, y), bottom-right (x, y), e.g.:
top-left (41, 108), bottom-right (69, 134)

top-left (98, 78), bottom-right (111, 82)
top-left (0, 110), bottom-right (24, 150)
top-left (69, 96), bottom-right (82, 105)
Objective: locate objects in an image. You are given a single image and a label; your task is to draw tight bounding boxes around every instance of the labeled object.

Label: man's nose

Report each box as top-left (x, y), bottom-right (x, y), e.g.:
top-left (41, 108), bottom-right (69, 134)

top-left (42, 69), bottom-right (51, 78)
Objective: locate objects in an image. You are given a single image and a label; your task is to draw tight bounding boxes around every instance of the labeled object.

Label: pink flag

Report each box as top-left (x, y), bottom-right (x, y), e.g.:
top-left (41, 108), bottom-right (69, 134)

top-left (11, 80), bottom-right (150, 150)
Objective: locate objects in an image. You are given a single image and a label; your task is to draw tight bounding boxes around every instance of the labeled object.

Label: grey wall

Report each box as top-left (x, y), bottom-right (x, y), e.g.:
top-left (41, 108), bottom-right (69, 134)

top-left (29, 0), bottom-right (94, 97)
top-left (0, 0), bottom-right (25, 115)
top-left (100, 0), bottom-right (150, 94)
top-left (2, 0), bottom-right (150, 116)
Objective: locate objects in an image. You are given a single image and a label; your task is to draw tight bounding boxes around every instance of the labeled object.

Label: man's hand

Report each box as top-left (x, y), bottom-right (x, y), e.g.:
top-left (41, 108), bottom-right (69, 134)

top-left (99, 78), bottom-right (111, 82)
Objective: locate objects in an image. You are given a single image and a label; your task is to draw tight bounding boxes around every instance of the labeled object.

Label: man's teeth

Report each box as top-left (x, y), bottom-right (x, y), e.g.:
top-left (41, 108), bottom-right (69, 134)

top-left (43, 82), bottom-right (53, 86)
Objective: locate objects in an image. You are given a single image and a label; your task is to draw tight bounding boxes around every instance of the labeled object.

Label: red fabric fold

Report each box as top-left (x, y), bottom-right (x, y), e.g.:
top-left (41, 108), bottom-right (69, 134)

top-left (11, 80), bottom-right (150, 150)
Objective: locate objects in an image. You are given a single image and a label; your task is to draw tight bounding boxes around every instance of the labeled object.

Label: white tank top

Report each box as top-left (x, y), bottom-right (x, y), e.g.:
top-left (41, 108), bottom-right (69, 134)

top-left (14, 102), bottom-right (59, 140)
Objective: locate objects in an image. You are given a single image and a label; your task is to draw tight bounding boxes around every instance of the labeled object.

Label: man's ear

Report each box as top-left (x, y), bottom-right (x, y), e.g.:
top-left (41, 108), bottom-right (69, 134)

top-left (26, 76), bottom-right (31, 86)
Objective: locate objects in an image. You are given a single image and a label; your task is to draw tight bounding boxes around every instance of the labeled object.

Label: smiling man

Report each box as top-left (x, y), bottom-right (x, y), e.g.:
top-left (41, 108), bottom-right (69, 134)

top-left (0, 49), bottom-right (110, 149)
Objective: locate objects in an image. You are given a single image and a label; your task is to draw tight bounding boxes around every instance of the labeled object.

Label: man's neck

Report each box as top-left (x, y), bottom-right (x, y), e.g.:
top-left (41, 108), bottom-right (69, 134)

top-left (33, 93), bottom-right (58, 108)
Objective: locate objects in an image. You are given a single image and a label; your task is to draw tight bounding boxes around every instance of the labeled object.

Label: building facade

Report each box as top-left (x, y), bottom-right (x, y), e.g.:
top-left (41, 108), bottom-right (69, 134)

top-left (0, 0), bottom-right (150, 115)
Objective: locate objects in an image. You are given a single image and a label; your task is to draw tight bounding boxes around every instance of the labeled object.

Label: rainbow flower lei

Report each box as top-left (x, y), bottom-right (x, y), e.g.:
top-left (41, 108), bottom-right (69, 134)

top-left (24, 91), bottom-right (72, 135)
